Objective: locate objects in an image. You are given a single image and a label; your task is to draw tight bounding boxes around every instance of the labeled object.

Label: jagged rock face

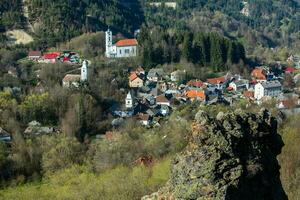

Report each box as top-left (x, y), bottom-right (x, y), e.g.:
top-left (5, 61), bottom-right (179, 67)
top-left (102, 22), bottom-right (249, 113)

top-left (144, 109), bottom-right (287, 200)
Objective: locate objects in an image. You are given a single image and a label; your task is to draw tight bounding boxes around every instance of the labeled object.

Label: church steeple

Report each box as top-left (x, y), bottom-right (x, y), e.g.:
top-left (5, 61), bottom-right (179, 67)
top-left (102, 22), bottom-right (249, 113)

top-left (105, 28), bottom-right (113, 57)
top-left (81, 60), bottom-right (88, 81)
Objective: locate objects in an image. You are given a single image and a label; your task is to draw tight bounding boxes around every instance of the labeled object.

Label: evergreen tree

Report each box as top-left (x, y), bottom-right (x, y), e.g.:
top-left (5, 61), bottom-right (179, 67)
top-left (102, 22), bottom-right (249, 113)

top-left (182, 32), bottom-right (193, 62)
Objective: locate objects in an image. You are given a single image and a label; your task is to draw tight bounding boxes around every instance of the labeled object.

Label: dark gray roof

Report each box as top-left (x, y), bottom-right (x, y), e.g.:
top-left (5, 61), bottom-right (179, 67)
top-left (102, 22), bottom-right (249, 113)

top-left (261, 81), bottom-right (282, 89)
top-left (147, 68), bottom-right (165, 78)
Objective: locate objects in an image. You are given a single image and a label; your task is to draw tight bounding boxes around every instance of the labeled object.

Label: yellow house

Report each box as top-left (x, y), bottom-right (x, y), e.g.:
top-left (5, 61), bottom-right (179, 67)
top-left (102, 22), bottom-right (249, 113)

top-left (129, 73), bottom-right (143, 88)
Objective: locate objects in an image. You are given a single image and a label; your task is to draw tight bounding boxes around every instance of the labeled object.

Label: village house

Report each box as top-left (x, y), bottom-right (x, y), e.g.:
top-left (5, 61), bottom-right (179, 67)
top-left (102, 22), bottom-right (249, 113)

top-left (139, 114), bottom-right (151, 126)
top-left (28, 50), bottom-right (42, 61)
top-left (40, 52), bottom-right (60, 63)
top-left (156, 95), bottom-right (170, 106)
top-left (147, 68), bottom-right (165, 82)
top-left (171, 70), bottom-right (186, 82)
top-left (229, 79), bottom-right (249, 91)
top-left (251, 68), bottom-right (267, 82)
top-left (187, 79), bottom-right (204, 88)
top-left (105, 29), bottom-right (138, 58)
top-left (135, 66), bottom-right (145, 76)
top-left (206, 76), bottom-right (226, 90)
top-left (185, 89), bottom-right (206, 102)
top-left (277, 93), bottom-right (300, 109)
top-left (254, 80), bottom-right (282, 100)
top-left (129, 73), bottom-right (143, 88)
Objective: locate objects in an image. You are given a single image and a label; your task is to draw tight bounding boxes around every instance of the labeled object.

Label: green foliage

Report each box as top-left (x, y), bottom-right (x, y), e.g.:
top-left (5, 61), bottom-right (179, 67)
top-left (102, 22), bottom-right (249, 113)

top-left (42, 136), bottom-right (84, 174)
top-left (279, 114), bottom-right (300, 200)
top-left (0, 157), bottom-right (171, 200)
top-left (0, 0), bottom-right (24, 29)
top-left (19, 93), bottom-right (56, 124)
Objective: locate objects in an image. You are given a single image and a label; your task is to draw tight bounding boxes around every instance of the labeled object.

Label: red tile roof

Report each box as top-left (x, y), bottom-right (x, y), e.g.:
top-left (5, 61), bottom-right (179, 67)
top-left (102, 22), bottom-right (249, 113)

top-left (187, 79), bottom-right (204, 88)
top-left (206, 76), bottom-right (226, 85)
top-left (43, 52), bottom-right (60, 59)
top-left (129, 73), bottom-right (138, 81)
top-left (116, 39), bottom-right (138, 47)
top-left (251, 68), bottom-right (266, 80)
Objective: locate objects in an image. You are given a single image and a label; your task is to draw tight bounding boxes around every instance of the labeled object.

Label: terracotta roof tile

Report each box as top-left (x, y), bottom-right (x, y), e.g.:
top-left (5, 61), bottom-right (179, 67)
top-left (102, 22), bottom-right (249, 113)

top-left (251, 68), bottom-right (266, 80)
top-left (187, 79), bottom-right (203, 88)
top-left (185, 90), bottom-right (206, 100)
top-left (207, 76), bottom-right (226, 85)
top-left (129, 73), bottom-right (138, 81)
top-left (116, 39), bottom-right (138, 47)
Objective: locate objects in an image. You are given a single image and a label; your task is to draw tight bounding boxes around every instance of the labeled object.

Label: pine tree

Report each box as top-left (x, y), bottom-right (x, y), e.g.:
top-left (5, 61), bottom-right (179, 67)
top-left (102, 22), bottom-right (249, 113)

top-left (182, 32), bottom-right (193, 62)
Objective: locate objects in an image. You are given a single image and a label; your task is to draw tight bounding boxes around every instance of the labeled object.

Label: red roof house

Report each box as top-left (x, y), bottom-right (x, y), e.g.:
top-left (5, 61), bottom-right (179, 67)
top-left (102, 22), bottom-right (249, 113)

top-left (206, 76), bottom-right (226, 85)
top-left (251, 68), bottom-right (266, 80)
top-left (185, 90), bottom-right (206, 101)
top-left (187, 79), bottom-right (204, 88)
top-left (43, 52), bottom-right (60, 63)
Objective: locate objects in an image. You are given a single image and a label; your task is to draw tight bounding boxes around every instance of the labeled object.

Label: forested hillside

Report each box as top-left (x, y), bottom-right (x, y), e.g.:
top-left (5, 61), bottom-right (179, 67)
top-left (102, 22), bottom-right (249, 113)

top-left (143, 0), bottom-right (300, 55)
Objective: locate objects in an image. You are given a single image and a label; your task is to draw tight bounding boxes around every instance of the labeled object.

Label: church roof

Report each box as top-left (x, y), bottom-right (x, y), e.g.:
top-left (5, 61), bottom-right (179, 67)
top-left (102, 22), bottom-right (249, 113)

top-left (116, 39), bottom-right (138, 47)
top-left (63, 74), bottom-right (81, 82)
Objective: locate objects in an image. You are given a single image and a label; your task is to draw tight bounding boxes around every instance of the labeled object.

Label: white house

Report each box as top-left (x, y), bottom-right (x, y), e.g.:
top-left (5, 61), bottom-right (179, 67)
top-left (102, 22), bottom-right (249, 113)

top-left (171, 70), bottom-right (186, 82)
top-left (105, 29), bottom-right (138, 58)
top-left (229, 79), bottom-right (249, 91)
top-left (254, 81), bottom-right (282, 100)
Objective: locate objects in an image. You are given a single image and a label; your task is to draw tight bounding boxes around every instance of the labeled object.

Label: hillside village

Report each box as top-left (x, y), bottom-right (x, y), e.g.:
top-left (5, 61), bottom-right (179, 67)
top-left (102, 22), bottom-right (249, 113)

top-left (2, 28), bottom-right (300, 144)
top-left (111, 63), bottom-right (300, 127)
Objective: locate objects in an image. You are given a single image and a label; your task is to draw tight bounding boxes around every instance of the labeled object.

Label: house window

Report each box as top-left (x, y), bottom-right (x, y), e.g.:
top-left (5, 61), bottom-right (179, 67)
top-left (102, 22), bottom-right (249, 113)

top-left (125, 49), bottom-right (130, 54)
top-left (119, 49), bottom-right (122, 54)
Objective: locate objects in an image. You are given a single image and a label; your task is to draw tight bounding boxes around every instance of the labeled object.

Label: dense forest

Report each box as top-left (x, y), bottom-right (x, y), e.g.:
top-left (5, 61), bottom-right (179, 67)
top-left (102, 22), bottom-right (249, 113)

top-left (138, 27), bottom-right (246, 70)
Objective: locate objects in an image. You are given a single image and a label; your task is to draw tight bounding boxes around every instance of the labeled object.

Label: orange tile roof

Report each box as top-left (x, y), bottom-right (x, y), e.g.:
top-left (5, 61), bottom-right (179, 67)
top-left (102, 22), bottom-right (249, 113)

top-left (129, 73), bottom-right (138, 81)
top-left (116, 39), bottom-right (138, 47)
top-left (206, 76), bottom-right (226, 85)
top-left (185, 90), bottom-right (205, 100)
top-left (187, 79), bottom-right (204, 88)
top-left (251, 68), bottom-right (266, 80)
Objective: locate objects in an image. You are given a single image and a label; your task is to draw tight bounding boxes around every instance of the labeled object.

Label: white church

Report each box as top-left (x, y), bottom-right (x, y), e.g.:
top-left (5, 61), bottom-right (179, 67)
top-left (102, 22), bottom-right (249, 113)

top-left (62, 60), bottom-right (89, 88)
top-left (105, 29), bottom-right (138, 58)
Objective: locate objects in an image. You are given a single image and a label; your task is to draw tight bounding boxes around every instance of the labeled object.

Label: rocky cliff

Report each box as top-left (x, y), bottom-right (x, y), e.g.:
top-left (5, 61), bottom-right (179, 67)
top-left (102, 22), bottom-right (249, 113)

top-left (143, 109), bottom-right (287, 200)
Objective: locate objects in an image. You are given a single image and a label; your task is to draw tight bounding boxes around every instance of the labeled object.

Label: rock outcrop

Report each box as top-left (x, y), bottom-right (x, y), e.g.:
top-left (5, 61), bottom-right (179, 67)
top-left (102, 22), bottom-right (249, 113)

top-left (143, 109), bottom-right (287, 200)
